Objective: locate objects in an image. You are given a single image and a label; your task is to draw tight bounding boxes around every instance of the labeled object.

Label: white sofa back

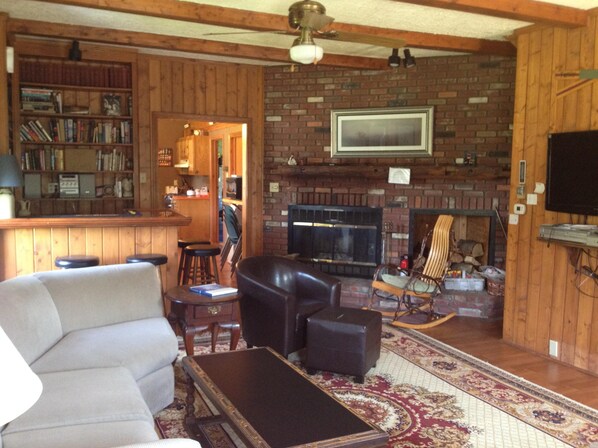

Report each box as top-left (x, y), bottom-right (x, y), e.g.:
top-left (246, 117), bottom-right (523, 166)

top-left (0, 263), bottom-right (163, 364)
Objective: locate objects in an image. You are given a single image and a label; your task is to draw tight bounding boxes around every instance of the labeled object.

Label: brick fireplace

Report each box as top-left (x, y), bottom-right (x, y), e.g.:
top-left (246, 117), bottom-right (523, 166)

top-left (261, 54), bottom-right (515, 316)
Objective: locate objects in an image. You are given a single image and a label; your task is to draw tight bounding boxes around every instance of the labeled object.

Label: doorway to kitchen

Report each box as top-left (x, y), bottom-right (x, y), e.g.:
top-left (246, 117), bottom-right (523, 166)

top-left (152, 113), bottom-right (247, 246)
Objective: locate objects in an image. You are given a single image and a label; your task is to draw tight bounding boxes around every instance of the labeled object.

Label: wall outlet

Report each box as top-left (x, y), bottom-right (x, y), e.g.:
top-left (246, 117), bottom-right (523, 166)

top-left (269, 182), bottom-right (280, 193)
top-left (140, 172), bottom-right (147, 183)
top-left (549, 340), bottom-right (559, 357)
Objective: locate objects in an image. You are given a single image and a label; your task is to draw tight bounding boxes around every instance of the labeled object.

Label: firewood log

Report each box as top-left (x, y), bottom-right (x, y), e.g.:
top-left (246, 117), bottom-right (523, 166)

top-left (457, 240), bottom-right (484, 257)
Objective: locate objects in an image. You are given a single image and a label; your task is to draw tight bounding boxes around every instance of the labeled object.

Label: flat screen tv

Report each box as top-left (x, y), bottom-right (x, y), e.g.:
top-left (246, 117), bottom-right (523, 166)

top-left (546, 130), bottom-right (598, 216)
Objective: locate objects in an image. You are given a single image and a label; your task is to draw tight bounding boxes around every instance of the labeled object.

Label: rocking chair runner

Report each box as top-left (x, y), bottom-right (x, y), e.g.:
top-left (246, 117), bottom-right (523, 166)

top-left (369, 214), bottom-right (456, 329)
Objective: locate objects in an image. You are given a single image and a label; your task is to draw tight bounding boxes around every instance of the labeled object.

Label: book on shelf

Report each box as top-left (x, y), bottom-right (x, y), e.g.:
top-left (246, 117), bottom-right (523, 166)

top-left (189, 283), bottom-right (238, 297)
top-left (20, 88), bottom-right (62, 114)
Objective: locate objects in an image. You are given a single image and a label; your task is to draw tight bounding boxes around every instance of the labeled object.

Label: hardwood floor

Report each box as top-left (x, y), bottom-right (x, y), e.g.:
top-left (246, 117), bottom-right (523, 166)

top-left (218, 257), bottom-right (598, 411)
top-left (419, 317), bottom-right (598, 410)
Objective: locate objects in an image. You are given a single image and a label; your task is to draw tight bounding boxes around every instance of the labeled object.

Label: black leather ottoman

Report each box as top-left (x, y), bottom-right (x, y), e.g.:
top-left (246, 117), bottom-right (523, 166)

top-left (306, 307), bottom-right (382, 383)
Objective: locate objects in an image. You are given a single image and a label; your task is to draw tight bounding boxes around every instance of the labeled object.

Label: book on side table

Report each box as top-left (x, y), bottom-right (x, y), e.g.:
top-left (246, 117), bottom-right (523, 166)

top-left (190, 283), bottom-right (238, 297)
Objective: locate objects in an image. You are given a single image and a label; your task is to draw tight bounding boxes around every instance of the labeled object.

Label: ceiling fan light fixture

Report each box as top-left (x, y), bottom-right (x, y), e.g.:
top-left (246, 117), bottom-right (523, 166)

top-left (290, 43), bottom-right (323, 64)
top-left (403, 49), bottom-right (416, 68)
top-left (388, 48), bottom-right (401, 68)
top-left (290, 28), bottom-right (323, 65)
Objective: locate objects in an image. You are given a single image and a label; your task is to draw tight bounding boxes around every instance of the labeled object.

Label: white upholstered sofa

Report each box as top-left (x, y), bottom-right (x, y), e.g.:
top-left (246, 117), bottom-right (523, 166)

top-left (0, 263), bottom-right (200, 448)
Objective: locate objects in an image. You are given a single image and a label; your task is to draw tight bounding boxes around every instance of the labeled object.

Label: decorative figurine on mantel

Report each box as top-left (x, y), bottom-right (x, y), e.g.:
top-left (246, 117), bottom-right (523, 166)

top-left (287, 154), bottom-right (297, 166)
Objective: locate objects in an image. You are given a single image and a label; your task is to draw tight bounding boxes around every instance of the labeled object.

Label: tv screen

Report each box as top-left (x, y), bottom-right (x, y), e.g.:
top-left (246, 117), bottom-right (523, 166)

top-left (546, 130), bottom-right (598, 216)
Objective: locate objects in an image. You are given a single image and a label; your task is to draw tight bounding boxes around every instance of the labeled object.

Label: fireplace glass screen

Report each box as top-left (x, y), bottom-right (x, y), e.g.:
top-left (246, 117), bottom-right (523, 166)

top-left (288, 205), bottom-right (382, 278)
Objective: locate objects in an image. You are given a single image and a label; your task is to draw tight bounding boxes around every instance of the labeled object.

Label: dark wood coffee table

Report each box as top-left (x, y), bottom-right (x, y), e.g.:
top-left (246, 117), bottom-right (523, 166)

top-left (165, 286), bottom-right (241, 355)
top-left (182, 347), bottom-right (388, 448)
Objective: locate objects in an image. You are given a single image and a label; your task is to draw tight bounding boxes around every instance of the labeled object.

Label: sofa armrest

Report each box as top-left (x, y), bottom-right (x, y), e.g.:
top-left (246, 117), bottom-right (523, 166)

top-left (112, 439), bottom-right (201, 448)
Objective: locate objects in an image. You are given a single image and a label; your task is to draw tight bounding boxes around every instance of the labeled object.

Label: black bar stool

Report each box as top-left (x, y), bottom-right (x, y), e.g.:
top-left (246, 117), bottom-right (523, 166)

top-left (55, 255), bottom-right (100, 269)
top-left (182, 243), bottom-right (221, 285)
top-left (177, 239), bottom-right (210, 285)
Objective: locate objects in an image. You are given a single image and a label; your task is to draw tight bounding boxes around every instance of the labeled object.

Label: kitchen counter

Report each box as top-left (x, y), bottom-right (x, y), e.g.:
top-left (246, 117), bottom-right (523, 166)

top-left (172, 198), bottom-right (211, 242)
top-left (0, 210), bottom-right (191, 290)
top-left (173, 195), bottom-right (209, 201)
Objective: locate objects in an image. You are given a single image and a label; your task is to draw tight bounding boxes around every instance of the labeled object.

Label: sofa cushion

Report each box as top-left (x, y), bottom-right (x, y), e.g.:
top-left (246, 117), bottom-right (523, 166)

top-left (31, 318), bottom-right (178, 381)
top-left (3, 367), bottom-right (153, 437)
top-left (34, 263), bottom-right (164, 334)
top-left (0, 276), bottom-right (62, 364)
top-left (2, 420), bottom-right (158, 448)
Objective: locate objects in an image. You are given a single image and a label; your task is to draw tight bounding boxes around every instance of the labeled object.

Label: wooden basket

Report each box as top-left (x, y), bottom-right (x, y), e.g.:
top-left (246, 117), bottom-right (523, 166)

top-left (486, 278), bottom-right (505, 296)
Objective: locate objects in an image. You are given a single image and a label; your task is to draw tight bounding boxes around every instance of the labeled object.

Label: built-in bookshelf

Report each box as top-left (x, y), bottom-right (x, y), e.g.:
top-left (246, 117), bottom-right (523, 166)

top-left (14, 55), bottom-right (136, 216)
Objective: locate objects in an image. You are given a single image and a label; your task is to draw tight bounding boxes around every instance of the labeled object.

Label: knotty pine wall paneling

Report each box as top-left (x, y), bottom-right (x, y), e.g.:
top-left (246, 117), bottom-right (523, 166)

top-left (136, 55), bottom-right (264, 258)
top-left (505, 15), bottom-right (598, 374)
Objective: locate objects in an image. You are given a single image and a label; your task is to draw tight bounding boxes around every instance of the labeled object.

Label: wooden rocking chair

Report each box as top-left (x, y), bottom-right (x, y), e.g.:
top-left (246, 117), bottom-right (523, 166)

top-left (369, 214), bottom-right (456, 329)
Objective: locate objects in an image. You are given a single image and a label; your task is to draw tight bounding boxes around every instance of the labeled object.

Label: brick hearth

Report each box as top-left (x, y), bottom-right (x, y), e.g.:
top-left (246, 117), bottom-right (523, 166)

top-left (338, 276), bottom-right (503, 320)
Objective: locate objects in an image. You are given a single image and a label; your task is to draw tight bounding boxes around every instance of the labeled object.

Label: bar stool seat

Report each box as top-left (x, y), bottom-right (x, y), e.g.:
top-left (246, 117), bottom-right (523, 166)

top-left (126, 253), bottom-right (168, 266)
top-left (55, 255), bottom-right (100, 269)
top-left (182, 243), bottom-right (221, 285)
top-left (177, 239), bottom-right (210, 285)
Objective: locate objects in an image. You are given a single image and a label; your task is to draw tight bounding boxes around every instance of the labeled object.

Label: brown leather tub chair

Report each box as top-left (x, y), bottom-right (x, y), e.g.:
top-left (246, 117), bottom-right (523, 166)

top-left (236, 256), bottom-right (341, 358)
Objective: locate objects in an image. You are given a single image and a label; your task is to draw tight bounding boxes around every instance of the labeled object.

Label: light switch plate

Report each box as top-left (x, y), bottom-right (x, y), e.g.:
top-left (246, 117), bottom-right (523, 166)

top-left (509, 213), bottom-right (519, 225)
top-left (527, 193), bottom-right (538, 205)
top-left (269, 182), bottom-right (280, 193)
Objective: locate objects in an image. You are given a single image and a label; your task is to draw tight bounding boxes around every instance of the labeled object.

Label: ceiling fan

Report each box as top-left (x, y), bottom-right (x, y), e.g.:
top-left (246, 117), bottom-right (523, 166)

top-left (206, 0), bottom-right (407, 65)
top-left (287, 0), bottom-right (407, 64)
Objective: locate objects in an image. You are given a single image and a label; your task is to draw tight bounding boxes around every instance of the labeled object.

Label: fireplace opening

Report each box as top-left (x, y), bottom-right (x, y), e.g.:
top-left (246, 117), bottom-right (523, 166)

top-left (408, 208), bottom-right (497, 267)
top-left (288, 205), bottom-right (383, 278)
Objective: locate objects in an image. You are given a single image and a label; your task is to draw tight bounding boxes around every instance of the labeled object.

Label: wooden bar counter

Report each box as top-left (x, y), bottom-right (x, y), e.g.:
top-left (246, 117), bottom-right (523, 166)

top-left (0, 210), bottom-right (191, 291)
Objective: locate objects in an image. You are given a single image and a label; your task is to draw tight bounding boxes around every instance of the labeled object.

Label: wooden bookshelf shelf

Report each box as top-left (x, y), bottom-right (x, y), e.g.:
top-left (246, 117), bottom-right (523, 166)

top-left (21, 82), bottom-right (132, 93)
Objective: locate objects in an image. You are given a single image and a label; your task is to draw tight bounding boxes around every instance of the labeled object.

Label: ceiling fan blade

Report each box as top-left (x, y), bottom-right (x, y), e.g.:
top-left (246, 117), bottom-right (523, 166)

top-left (300, 11), bottom-right (334, 31)
top-left (321, 30), bottom-right (406, 49)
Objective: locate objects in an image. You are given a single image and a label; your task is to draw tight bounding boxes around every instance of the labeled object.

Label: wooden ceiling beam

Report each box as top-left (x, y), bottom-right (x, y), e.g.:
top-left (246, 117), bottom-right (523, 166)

top-left (327, 23), bottom-right (515, 56)
top-left (392, 0), bottom-right (588, 28)
top-left (37, 0), bottom-right (515, 56)
top-left (7, 19), bottom-right (389, 70)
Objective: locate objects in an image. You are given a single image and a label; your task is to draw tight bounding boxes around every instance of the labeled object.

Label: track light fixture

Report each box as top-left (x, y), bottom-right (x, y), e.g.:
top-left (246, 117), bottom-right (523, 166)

top-left (68, 41), bottom-right (81, 61)
top-left (388, 48), bottom-right (401, 68)
top-left (403, 49), bottom-right (416, 68)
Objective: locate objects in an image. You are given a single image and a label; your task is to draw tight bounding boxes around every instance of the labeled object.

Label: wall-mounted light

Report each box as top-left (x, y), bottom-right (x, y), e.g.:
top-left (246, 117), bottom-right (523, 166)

top-left (403, 49), bottom-right (416, 68)
top-left (388, 48), bottom-right (401, 68)
top-left (68, 40), bottom-right (82, 61)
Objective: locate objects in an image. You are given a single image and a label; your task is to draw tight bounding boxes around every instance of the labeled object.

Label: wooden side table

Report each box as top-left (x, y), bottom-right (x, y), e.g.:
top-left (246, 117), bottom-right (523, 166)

top-left (165, 286), bottom-right (241, 355)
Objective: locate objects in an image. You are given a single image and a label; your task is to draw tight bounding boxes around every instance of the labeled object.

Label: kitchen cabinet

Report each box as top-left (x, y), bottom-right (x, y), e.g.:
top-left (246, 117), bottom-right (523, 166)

top-left (173, 196), bottom-right (211, 241)
top-left (176, 135), bottom-right (209, 176)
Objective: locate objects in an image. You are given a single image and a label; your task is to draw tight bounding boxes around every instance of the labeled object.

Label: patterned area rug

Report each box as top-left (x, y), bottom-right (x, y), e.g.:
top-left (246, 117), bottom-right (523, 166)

top-left (155, 326), bottom-right (598, 447)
